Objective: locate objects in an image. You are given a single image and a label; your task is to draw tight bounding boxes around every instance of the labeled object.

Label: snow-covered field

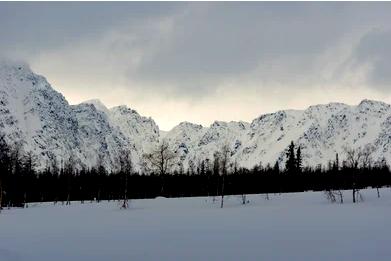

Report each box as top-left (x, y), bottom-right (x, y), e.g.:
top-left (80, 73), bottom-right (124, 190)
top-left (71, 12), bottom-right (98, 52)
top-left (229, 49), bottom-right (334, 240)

top-left (1, 189), bottom-right (391, 261)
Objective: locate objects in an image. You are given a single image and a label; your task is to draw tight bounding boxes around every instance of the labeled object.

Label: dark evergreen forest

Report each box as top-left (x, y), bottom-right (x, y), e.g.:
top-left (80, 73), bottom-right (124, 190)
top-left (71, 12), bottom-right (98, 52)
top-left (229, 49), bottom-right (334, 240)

top-left (1, 134), bottom-right (390, 208)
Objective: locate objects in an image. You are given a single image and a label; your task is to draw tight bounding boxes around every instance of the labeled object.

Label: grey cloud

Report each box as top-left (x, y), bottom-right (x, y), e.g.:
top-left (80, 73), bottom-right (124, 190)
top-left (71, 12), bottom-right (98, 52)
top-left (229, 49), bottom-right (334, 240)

top-left (129, 2), bottom-right (391, 95)
top-left (0, 2), bottom-right (182, 54)
top-left (352, 30), bottom-right (391, 91)
top-left (2, 2), bottom-right (391, 100)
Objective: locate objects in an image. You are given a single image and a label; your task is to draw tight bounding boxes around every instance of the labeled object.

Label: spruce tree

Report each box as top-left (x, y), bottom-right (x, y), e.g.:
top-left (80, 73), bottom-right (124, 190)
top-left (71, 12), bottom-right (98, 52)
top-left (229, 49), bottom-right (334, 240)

top-left (285, 141), bottom-right (296, 173)
top-left (200, 160), bottom-right (206, 176)
top-left (333, 153), bottom-right (339, 171)
top-left (296, 146), bottom-right (302, 173)
top-left (273, 161), bottom-right (280, 174)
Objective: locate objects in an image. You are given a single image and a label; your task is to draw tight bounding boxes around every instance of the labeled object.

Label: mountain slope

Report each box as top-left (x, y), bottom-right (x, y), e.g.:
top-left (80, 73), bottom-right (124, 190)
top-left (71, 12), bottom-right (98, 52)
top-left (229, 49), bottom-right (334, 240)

top-left (1, 60), bottom-right (391, 172)
top-left (0, 61), bottom-right (81, 169)
top-left (0, 61), bottom-right (159, 171)
top-left (169, 100), bottom-right (391, 170)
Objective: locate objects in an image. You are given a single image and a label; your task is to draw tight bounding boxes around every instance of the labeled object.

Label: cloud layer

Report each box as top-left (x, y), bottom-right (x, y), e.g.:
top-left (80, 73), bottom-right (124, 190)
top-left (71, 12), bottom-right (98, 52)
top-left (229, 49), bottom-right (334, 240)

top-left (1, 2), bottom-right (391, 130)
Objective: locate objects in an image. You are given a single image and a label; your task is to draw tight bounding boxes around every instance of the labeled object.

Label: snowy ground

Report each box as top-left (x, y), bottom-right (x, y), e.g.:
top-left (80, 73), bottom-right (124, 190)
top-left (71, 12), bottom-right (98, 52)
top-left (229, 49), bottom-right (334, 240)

top-left (1, 189), bottom-right (391, 261)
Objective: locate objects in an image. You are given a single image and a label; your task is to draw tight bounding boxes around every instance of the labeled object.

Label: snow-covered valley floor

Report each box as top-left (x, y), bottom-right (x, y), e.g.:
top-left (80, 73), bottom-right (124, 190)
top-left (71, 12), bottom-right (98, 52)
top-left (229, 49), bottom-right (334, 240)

top-left (1, 189), bottom-right (391, 261)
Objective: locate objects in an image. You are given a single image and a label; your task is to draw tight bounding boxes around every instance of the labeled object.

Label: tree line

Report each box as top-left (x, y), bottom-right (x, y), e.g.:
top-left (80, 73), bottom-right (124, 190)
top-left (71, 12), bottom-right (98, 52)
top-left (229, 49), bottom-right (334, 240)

top-left (1, 135), bottom-right (390, 210)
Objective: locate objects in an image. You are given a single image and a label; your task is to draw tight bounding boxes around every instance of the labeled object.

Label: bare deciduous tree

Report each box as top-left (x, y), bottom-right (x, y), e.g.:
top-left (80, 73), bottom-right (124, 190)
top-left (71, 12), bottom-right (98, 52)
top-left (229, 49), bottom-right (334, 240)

top-left (241, 194), bottom-right (248, 205)
top-left (374, 157), bottom-right (388, 198)
top-left (95, 153), bottom-right (106, 203)
top-left (324, 153), bottom-right (344, 204)
top-left (361, 144), bottom-right (375, 169)
top-left (344, 145), bottom-right (374, 203)
top-left (22, 151), bottom-right (37, 208)
top-left (344, 146), bottom-right (363, 169)
top-left (46, 153), bottom-right (59, 205)
top-left (212, 152), bottom-right (220, 202)
top-left (0, 134), bottom-right (10, 212)
top-left (142, 140), bottom-right (176, 176)
top-left (361, 144), bottom-right (379, 197)
top-left (119, 149), bottom-right (132, 209)
top-left (63, 156), bottom-right (75, 206)
top-left (344, 146), bottom-right (362, 203)
top-left (324, 190), bottom-right (343, 204)
top-left (142, 140), bottom-right (176, 193)
top-left (219, 144), bottom-right (231, 208)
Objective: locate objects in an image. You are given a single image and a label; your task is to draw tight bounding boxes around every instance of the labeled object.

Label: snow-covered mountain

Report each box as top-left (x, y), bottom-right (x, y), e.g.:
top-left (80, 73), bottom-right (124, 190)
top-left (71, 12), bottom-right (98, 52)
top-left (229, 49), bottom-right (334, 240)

top-left (170, 100), bottom-right (391, 170)
top-left (81, 100), bottom-right (160, 170)
top-left (1, 60), bottom-right (391, 172)
top-left (0, 61), bottom-right (159, 171)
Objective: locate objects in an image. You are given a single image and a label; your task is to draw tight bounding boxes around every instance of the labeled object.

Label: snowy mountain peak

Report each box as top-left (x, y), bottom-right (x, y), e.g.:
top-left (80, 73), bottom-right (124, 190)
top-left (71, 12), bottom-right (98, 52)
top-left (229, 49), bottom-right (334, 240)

top-left (82, 99), bottom-right (109, 114)
top-left (177, 121), bottom-right (203, 130)
top-left (1, 60), bottom-right (391, 172)
top-left (0, 59), bottom-right (31, 73)
top-left (111, 105), bottom-right (138, 114)
top-left (359, 98), bottom-right (385, 107)
top-left (358, 99), bottom-right (390, 112)
top-left (305, 102), bottom-right (349, 112)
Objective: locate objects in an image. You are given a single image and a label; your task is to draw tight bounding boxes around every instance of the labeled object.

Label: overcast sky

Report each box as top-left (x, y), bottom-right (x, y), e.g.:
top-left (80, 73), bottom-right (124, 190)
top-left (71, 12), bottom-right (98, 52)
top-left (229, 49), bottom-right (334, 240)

top-left (1, 2), bottom-right (391, 130)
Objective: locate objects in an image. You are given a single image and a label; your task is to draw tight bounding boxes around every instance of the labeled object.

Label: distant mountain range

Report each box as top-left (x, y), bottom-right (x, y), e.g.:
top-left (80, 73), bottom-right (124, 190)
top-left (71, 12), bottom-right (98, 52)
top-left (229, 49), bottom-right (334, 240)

top-left (1, 60), bottom-right (390, 172)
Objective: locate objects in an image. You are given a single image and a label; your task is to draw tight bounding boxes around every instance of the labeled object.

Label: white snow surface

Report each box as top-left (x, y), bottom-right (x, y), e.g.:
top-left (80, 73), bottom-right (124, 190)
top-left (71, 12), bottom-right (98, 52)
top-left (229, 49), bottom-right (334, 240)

top-left (1, 60), bottom-right (391, 171)
top-left (0, 189), bottom-right (391, 261)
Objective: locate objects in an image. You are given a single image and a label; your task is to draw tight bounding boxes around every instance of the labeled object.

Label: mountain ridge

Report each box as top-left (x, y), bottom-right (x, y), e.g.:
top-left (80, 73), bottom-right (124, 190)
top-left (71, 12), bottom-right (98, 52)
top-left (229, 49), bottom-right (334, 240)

top-left (1, 60), bottom-right (390, 172)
